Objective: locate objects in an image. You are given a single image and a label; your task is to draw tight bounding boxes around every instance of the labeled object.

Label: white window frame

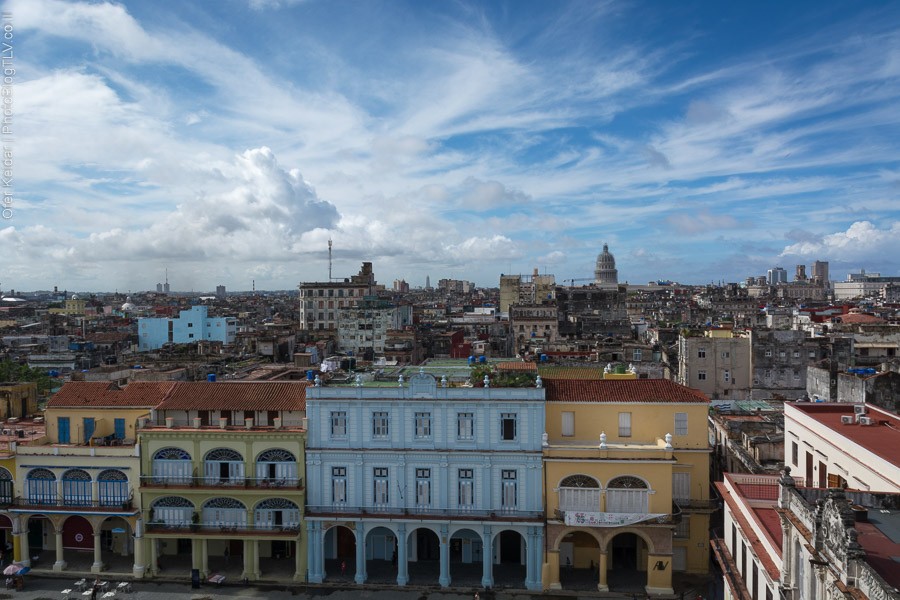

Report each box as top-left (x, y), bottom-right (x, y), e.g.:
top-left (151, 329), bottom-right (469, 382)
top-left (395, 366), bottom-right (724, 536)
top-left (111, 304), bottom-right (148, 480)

top-left (501, 470), bottom-right (517, 511)
top-left (618, 412), bottom-right (632, 437)
top-left (674, 412), bottom-right (688, 436)
top-left (458, 469), bottom-right (474, 509)
top-left (332, 466), bottom-right (347, 505)
top-left (561, 411), bottom-right (575, 437)
top-left (500, 413), bottom-right (517, 441)
top-left (697, 370), bottom-right (707, 381)
top-left (373, 467), bottom-right (389, 507)
top-left (673, 472), bottom-right (691, 501)
top-left (414, 412), bottom-right (432, 439)
top-left (457, 412), bottom-right (474, 440)
top-left (331, 411), bottom-right (347, 438)
top-left (372, 411), bottom-right (389, 439)
top-left (415, 468), bottom-right (431, 509)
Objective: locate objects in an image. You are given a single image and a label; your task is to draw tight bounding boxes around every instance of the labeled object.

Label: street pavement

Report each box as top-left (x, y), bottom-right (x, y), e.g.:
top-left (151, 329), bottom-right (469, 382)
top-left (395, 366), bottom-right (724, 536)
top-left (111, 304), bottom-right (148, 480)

top-left (1, 574), bottom-right (693, 600)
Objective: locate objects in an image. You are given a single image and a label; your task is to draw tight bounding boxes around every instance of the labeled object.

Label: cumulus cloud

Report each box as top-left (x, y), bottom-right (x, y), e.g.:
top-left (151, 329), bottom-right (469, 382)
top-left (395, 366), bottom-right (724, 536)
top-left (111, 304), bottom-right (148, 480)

top-left (780, 221), bottom-right (900, 262)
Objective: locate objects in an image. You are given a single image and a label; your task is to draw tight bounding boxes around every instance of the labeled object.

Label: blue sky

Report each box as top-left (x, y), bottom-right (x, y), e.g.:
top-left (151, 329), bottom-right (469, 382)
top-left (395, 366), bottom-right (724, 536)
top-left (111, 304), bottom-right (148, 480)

top-left (2, 0), bottom-right (900, 292)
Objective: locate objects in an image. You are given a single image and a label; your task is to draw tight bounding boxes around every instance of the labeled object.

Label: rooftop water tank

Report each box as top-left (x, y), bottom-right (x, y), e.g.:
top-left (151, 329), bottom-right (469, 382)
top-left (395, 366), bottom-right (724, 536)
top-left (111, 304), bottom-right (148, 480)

top-left (207, 373), bottom-right (216, 382)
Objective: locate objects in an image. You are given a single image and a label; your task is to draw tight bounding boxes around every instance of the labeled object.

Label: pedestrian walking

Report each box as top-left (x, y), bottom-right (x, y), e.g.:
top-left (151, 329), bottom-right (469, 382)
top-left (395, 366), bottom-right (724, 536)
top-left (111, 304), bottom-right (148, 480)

top-left (474, 592), bottom-right (480, 600)
top-left (341, 560), bottom-right (347, 577)
top-left (90, 578), bottom-right (100, 600)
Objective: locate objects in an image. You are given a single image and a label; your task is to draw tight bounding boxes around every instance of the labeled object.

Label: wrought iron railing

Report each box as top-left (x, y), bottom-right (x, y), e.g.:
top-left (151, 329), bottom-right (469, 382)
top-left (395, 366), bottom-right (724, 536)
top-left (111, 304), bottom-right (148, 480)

top-left (145, 521), bottom-right (302, 534)
top-left (306, 504), bottom-right (543, 519)
top-left (12, 496), bottom-right (136, 511)
top-left (139, 475), bottom-right (303, 490)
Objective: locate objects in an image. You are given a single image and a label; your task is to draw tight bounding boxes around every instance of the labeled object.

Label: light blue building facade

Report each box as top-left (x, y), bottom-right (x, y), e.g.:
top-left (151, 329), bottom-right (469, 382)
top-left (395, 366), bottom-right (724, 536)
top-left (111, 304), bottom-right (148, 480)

top-left (138, 305), bottom-right (236, 351)
top-left (305, 371), bottom-right (545, 590)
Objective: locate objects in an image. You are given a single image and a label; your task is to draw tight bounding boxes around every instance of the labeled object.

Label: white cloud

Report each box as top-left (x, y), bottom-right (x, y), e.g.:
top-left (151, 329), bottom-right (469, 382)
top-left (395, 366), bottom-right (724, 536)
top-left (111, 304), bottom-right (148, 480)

top-left (666, 210), bottom-right (740, 235)
top-left (781, 221), bottom-right (900, 263)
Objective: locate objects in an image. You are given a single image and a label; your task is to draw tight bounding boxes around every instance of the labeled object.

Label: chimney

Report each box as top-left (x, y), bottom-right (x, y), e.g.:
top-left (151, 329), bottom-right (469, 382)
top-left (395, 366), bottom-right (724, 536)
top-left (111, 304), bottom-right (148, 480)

top-left (165, 417), bottom-right (174, 429)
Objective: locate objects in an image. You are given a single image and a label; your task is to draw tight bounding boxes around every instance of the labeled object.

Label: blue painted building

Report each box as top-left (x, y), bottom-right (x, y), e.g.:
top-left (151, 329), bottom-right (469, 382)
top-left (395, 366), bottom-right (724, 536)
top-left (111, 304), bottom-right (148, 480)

top-left (305, 370), bottom-right (545, 590)
top-left (138, 306), bottom-right (236, 351)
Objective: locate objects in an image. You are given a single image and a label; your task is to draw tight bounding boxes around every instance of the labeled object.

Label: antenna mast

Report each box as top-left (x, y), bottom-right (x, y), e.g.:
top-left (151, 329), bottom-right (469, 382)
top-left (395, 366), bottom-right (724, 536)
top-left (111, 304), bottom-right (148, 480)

top-left (328, 238), bottom-right (333, 281)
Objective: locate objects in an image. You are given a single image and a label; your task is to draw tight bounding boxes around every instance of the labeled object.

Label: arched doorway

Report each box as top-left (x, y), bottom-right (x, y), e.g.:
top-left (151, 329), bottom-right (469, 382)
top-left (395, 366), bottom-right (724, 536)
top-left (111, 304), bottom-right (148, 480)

top-left (607, 532), bottom-right (648, 593)
top-left (558, 530), bottom-right (600, 590)
top-left (98, 470), bottom-right (129, 507)
top-left (449, 528), bottom-right (481, 587)
top-left (494, 530), bottom-right (526, 586)
top-left (407, 527), bottom-right (440, 585)
top-left (150, 496), bottom-right (195, 571)
top-left (26, 469), bottom-right (56, 505)
top-left (364, 526), bottom-right (397, 583)
top-left (203, 448), bottom-right (245, 485)
top-left (323, 525), bottom-right (356, 582)
top-left (62, 469), bottom-right (92, 506)
top-left (99, 516), bottom-right (132, 574)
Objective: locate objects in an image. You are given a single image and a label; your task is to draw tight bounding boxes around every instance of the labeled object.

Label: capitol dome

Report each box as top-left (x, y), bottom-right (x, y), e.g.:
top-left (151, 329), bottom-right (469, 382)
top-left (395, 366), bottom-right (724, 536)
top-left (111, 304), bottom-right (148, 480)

top-left (121, 295), bottom-right (136, 312)
top-left (594, 243), bottom-right (618, 285)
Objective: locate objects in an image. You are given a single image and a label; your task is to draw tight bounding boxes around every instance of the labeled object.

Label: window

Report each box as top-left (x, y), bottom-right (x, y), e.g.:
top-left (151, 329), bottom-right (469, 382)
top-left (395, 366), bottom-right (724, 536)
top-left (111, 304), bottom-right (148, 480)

top-left (501, 470), bottom-right (517, 510)
top-left (58, 417), bottom-right (70, 444)
top-left (674, 412), bottom-right (688, 436)
top-left (618, 412), bottom-right (632, 437)
top-left (633, 348), bottom-right (642, 362)
top-left (674, 515), bottom-right (690, 538)
top-left (500, 413), bottom-right (517, 441)
top-left (765, 350), bottom-right (772, 357)
top-left (83, 417), bottom-right (96, 444)
top-left (414, 412), bottom-right (432, 439)
top-left (372, 411), bottom-right (389, 438)
top-left (723, 369), bottom-right (731, 383)
top-left (331, 411), bottom-right (347, 438)
top-left (779, 350), bottom-right (786, 358)
top-left (332, 467), bottom-right (347, 505)
top-left (415, 468), bottom-right (431, 508)
top-left (373, 467), bottom-right (389, 507)
top-left (721, 351), bottom-right (730, 359)
top-left (114, 418), bottom-right (126, 440)
top-left (457, 413), bottom-right (474, 440)
top-left (808, 350), bottom-right (816, 359)
top-left (673, 472), bottom-right (691, 500)
top-left (793, 350), bottom-right (800, 358)
top-left (697, 348), bottom-right (706, 359)
top-left (793, 370), bottom-right (800, 381)
top-left (697, 370), bottom-right (707, 381)
top-left (458, 469), bottom-right (474, 509)
top-left (561, 411), bottom-right (575, 437)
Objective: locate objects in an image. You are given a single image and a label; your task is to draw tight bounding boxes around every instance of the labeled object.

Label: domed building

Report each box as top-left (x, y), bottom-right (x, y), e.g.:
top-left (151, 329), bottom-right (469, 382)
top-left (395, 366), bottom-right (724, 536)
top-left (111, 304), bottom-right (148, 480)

top-left (594, 243), bottom-right (618, 286)
top-left (120, 295), bottom-right (136, 313)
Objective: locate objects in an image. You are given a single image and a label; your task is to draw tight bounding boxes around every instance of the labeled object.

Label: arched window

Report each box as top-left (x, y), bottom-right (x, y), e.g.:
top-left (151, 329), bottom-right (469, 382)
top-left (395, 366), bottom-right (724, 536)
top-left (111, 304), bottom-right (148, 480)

top-left (255, 448), bottom-right (298, 485)
top-left (0, 467), bottom-right (11, 503)
top-left (606, 476), bottom-right (649, 513)
top-left (151, 496), bottom-right (194, 526)
top-left (558, 475), bottom-right (601, 512)
top-left (62, 469), bottom-right (92, 506)
top-left (151, 447), bottom-right (193, 484)
top-left (201, 497), bottom-right (247, 528)
top-left (98, 469), bottom-right (129, 506)
top-left (27, 468), bottom-right (56, 505)
top-left (254, 498), bottom-right (300, 530)
top-left (204, 448), bottom-right (245, 485)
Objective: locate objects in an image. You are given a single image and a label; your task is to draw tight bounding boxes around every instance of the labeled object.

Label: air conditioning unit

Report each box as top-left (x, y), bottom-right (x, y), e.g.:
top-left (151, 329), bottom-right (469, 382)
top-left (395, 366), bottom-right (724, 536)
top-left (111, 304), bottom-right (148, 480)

top-left (854, 404), bottom-right (867, 415)
top-left (840, 415), bottom-right (854, 425)
top-left (859, 417), bottom-right (875, 426)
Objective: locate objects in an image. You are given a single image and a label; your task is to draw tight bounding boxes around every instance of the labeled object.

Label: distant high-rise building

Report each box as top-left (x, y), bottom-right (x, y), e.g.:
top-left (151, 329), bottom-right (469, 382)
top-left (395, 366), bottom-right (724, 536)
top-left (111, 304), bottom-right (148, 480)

top-left (216, 285), bottom-right (226, 299)
top-left (393, 279), bottom-right (409, 293)
top-left (594, 243), bottom-right (618, 286)
top-left (425, 275), bottom-right (431, 290)
top-left (795, 265), bottom-right (807, 281)
top-left (767, 267), bottom-right (787, 285)
top-left (811, 260), bottom-right (829, 286)
top-left (156, 283), bottom-right (163, 293)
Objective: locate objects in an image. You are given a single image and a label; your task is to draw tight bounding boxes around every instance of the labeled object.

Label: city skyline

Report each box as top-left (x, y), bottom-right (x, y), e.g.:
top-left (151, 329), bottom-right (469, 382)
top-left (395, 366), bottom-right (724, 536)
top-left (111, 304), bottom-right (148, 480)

top-left (3, 0), bottom-right (900, 291)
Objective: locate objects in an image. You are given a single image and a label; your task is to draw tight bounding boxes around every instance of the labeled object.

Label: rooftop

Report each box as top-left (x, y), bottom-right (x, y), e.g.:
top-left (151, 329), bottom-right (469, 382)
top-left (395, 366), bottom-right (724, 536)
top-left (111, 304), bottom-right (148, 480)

top-left (786, 402), bottom-right (900, 468)
top-left (544, 379), bottom-right (708, 404)
top-left (48, 381), bottom-right (177, 408)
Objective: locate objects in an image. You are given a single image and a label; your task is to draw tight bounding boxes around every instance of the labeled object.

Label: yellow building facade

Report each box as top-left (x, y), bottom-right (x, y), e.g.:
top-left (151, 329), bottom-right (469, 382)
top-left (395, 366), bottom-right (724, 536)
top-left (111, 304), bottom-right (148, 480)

top-left (541, 375), bottom-right (712, 595)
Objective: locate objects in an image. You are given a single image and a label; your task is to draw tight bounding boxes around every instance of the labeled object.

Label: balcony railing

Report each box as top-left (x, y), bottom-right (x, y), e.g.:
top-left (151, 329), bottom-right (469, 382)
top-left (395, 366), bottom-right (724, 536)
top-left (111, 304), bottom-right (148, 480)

top-left (552, 503), bottom-right (681, 527)
top-left (145, 521), bottom-right (302, 536)
top-left (674, 498), bottom-right (719, 510)
top-left (139, 476), bottom-right (303, 490)
top-left (11, 497), bottom-right (136, 512)
top-left (306, 504), bottom-right (543, 520)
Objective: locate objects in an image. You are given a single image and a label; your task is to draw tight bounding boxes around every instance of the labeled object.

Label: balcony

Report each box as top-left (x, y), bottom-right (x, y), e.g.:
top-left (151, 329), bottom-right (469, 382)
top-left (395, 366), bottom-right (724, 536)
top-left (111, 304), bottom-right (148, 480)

top-left (9, 496), bottom-right (137, 513)
top-left (145, 521), bottom-right (302, 536)
top-left (139, 476), bottom-right (304, 491)
top-left (306, 504), bottom-right (543, 521)
top-left (552, 503), bottom-right (681, 527)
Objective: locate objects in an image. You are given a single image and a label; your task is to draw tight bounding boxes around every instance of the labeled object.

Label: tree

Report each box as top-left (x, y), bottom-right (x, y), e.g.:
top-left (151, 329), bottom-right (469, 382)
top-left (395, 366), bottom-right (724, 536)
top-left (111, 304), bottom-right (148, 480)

top-left (0, 360), bottom-right (53, 394)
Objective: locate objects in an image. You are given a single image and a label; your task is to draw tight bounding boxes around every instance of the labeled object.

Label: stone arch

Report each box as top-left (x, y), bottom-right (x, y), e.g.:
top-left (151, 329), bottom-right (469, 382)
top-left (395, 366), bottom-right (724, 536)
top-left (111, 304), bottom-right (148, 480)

top-left (150, 495), bottom-right (195, 526)
top-left (602, 527), bottom-right (657, 555)
top-left (550, 526), bottom-right (604, 551)
top-left (558, 474), bottom-right (602, 512)
top-left (26, 468), bottom-right (57, 504)
top-left (201, 497), bottom-right (247, 528)
top-left (153, 447), bottom-right (191, 460)
top-left (558, 474), bottom-right (601, 488)
top-left (606, 475), bottom-right (649, 489)
top-left (61, 514), bottom-right (94, 550)
top-left (204, 448), bottom-right (243, 461)
top-left (203, 448), bottom-right (245, 484)
top-left (98, 469), bottom-right (129, 506)
top-left (62, 468), bottom-right (92, 506)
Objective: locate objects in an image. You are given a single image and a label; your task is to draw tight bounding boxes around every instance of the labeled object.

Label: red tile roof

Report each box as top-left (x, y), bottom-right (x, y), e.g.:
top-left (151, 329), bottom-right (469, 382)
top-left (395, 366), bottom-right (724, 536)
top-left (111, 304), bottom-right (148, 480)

top-left (544, 379), bottom-right (708, 403)
top-left (495, 361), bottom-right (538, 372)
top-left (716, 481), bottom-right (782, 580)
top-left (538, 366), bottom-right (604, 380)
top-left (156, 381), bottom-right (307, 411)
top-left (48, 382), bottom-right (177, 408)
top-left (787, 402), bottom-right (900, 468)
